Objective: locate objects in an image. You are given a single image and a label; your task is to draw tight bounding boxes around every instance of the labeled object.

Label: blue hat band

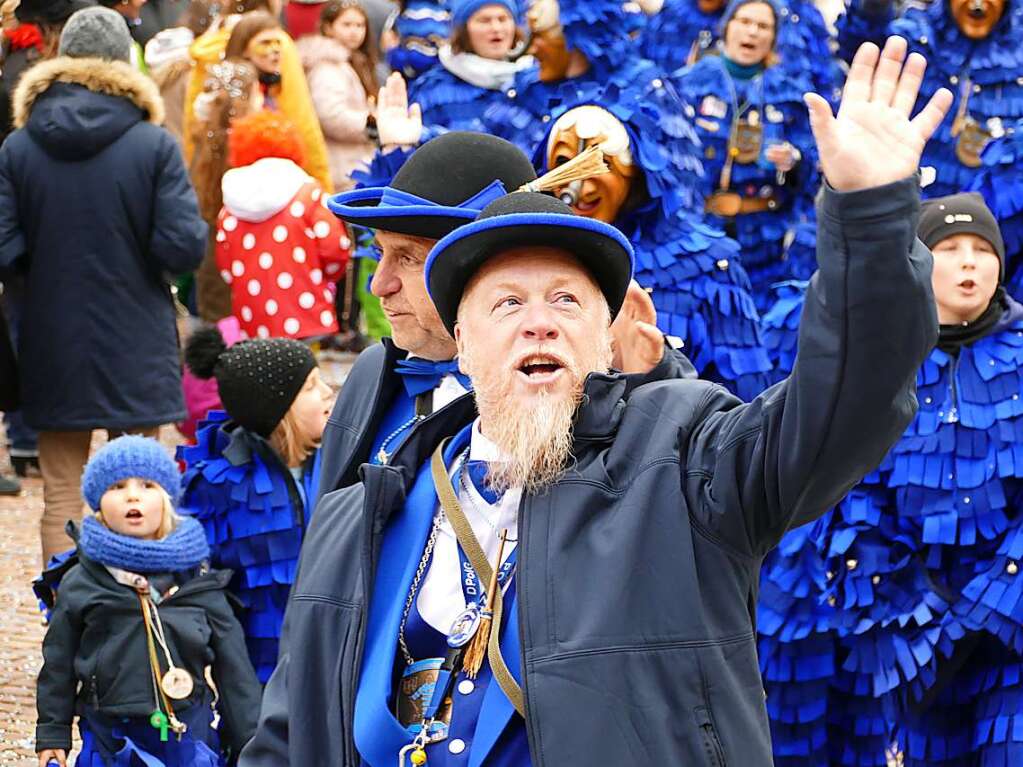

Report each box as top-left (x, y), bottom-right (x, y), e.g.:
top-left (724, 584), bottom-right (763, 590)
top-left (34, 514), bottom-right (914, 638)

top-left (328, 178), bottom-right (510, 221)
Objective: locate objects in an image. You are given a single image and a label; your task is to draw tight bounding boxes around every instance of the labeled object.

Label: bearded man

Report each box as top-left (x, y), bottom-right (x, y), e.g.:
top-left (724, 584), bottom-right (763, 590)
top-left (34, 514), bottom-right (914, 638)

top-left (241, 37), bottom-right (950, 767)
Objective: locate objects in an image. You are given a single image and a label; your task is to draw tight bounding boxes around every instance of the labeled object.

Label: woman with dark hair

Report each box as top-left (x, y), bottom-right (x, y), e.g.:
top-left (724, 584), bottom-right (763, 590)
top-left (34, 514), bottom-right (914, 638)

top-left (404, 0), bottom-right (533, 135)
top-left (295, 0), bottom-right (377, 190)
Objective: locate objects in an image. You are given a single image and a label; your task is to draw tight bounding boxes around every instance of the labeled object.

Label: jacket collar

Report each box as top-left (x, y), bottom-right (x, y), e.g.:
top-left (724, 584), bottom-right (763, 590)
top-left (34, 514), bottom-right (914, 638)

top-left (13, 56), bottom-right (164, 129)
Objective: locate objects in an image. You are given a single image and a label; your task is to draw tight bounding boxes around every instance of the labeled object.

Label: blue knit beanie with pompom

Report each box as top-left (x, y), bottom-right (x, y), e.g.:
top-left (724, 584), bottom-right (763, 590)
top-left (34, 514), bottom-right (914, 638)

top-left (81, 436), bottom-right (182, 512)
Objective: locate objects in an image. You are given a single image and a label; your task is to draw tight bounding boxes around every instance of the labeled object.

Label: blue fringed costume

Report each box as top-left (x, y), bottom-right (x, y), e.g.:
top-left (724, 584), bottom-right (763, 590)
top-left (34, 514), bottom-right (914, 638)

top-left (971, 121), bottom-right (1023, 300)
top-left (837, 0), bottom-right (1023, 203)
top-left (534, 81), bottom-right (773, 399)
top-left (758, 270), bottom-right (1023, 765)
top-left (481, 0), bottom-right (663, 153)
top-left (641, 0), bottom-right (842, 99)
top-left (673, 48), bottom-right (817, 310)
top-left (387, 0), bottom-right (453, 81)
top-left (178, 412), bottom-right (322, 682)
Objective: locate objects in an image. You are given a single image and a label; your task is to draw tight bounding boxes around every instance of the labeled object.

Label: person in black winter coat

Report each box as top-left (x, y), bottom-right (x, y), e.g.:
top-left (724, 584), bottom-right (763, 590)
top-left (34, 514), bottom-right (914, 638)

top-left (35, 436), bottom-right (261, 767)
top-left (0, 7), bottom-right (206, 563)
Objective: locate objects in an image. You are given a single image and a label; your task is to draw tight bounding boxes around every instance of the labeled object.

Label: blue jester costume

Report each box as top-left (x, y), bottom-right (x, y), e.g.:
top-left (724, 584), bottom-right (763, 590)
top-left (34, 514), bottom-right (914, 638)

top-left (178, 331), bottom-right (323, 683)
top-left (757, 197), bottom-right (1023, 767)
top-left (408, 0), bottom-right (536, 135)
top-left (836, 0), bottom-right (1023, 201)
top-left (481, 0), bottom-right (663, 154)
top-left (672, 15), bottom-right (817, 311)
top-left (387, 0), bottom-right (453, 80)
top-left (641, 0), bottom-right (842, 99)
top-left (971, 120), bottom-right (1023, 300)
top-left (534, 83), bottom-right (773, 399)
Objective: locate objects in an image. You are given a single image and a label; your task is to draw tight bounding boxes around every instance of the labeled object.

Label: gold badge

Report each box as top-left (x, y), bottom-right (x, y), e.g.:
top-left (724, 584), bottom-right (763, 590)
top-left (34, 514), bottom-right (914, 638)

top-left (954, 116), bottom-right (992, 168)
top-left (732, 118), bottom-right (763, 165)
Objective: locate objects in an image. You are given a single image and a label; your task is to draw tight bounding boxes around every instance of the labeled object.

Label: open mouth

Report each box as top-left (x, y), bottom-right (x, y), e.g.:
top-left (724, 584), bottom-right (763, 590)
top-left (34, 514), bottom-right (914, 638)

top-left (574, 198), bottom-right (600, 215)
top-left (516, 352), bottom-right (567, 385)
top-left (125, 509), bottom-right (143, 520)
top-left (959, 279), bottom-right (977, 290)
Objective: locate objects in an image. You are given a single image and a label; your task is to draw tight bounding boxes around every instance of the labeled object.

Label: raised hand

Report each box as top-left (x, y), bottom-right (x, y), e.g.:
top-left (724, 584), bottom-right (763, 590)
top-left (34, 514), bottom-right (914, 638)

top-left (804, 36), bottom-right (952, 192)
top-left (611, 281), bottom-right (665, 375)
top-left (375, 72), bottom-right (423, 149)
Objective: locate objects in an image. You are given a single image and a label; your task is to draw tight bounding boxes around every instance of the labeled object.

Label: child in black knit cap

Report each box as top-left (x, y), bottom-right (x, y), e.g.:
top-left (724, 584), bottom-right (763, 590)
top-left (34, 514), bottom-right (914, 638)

top-left (35, 436), bottom-right (261, 767)
top-left (178, 327), bottom-right (334, 681)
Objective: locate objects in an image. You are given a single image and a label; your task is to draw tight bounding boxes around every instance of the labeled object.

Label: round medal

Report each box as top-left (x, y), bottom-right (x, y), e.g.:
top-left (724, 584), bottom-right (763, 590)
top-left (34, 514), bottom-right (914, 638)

top-left (447, 603), bottom-right (481, 648)
top-left (161, 667), bottom-right (194, 700)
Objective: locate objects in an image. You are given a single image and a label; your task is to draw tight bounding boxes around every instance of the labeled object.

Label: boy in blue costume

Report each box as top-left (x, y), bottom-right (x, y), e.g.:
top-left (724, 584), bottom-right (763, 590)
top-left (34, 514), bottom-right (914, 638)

top-left (35, 436), bottom-right (260, 767)
top-left (535, 91), bottom-right (773, 399)
top-left (177, 329), bottom-right (333, 682)
top-left (836, 0), bottom-right (1023, 201)
top-left (409, 0), bottom-right (535, 135)
top-left (673, 0), bottom-right (817, 310)
top-left (759, 194), bottom-right (1023, 767)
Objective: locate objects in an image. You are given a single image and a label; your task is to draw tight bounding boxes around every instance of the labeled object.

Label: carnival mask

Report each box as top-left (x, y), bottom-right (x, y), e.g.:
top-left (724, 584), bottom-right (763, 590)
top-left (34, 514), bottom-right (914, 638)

top-left (527, 0), bottom-right (572, 81)
top-left (949, 0), bottom-right (1006, 39)
top-left (547, 106), bottom-right (639, 224)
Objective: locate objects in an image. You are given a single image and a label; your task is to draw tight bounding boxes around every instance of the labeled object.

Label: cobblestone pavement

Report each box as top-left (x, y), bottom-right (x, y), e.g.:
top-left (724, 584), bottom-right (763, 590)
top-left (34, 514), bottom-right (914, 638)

top-left (0, 351), bottom-right (356, 765)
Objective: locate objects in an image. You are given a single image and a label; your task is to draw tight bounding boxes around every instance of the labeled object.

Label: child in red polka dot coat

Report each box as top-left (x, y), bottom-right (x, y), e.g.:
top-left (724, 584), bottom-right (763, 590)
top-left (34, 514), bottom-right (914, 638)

top-left (215, 111), bottom-right (351, 340)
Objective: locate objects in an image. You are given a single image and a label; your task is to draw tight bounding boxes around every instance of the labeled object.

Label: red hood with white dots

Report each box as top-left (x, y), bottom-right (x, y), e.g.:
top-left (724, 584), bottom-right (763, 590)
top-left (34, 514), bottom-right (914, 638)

top-left (221, 157), bottom-right (313, 223)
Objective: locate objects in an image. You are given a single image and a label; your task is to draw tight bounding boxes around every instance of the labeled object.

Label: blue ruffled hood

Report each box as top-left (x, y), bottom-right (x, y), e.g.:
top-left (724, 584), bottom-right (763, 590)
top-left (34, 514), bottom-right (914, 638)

top-left (558, 0), bottom-right (644, 76)
top-left (78, 514), bottom-right (210, 573)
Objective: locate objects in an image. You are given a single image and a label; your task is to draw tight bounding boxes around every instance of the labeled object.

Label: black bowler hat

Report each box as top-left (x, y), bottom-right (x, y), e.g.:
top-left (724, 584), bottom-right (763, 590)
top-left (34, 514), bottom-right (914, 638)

top-left (328, 132), bottom-right (538, 241)
top-left (425, 192), bottom-right (635, 334)
top-left (16, 0), bottom-right (94, 24)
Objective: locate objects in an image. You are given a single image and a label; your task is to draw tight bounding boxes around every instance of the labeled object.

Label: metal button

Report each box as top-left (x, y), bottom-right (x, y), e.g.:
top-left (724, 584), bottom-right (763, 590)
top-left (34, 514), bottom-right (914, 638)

top-left (846, 558), bottom-right (858, 571)
top-left (449, 739), bottom-right (466, 755)
top-left (1008, 561), bottom-right (1019, 576)
top-left (716, 258), bottom-right (729, 270)
top-left (458, 679), bottom-right (475, 695)
top-left (950, 75), bottom-right (958, 85)
top-left (827, 596), bottom-right (837, 606)
top-left (652, 78), bottom-right (663, 89)
top-left (872, 575), bottom-right (881, 585)
top-left (507, 88), bottom-right (517, 98)
top-left (964, 497), bottom-right (971, 504)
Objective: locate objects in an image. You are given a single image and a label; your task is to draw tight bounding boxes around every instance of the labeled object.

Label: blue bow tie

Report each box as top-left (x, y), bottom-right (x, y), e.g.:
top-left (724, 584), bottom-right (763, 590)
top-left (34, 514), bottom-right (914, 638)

top-left (465, 459), bottom-right (502, 505)
top-left (395, 358), bottom-right (472, 398)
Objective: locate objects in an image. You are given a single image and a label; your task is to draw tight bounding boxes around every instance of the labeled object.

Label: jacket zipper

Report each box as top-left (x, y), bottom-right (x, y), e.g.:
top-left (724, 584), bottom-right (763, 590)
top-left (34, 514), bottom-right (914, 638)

top-left (517, 494), bottom-right (540, 764)
top-left (700, 720), bottom-right (727, 766)
top-left (945, 354), bottom-right (961, 424)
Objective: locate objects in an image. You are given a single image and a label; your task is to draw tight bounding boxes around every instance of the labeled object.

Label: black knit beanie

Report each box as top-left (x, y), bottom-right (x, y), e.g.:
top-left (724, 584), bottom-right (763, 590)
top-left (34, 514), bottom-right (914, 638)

top-left (185, 326), bottom-right (317, 437)
top-left (919, 193), bottom-right (1005, 281)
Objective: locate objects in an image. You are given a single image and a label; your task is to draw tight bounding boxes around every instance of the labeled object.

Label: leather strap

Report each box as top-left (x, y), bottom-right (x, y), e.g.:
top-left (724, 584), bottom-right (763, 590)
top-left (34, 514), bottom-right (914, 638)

top-left (431, 441), bottom-right (526, 717)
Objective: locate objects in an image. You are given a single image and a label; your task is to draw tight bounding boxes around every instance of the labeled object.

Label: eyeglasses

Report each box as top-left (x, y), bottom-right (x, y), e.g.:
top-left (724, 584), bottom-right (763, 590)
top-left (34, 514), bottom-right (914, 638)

top-left (729, 16), bottom-right (775, 33)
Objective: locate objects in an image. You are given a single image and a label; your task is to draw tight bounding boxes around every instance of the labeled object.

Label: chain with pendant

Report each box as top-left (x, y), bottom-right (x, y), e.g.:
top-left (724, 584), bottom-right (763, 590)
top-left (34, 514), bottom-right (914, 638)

top-left (707, 59), bottom-right (764, 216)
top-left (949, 75), bottom-right (993, 169)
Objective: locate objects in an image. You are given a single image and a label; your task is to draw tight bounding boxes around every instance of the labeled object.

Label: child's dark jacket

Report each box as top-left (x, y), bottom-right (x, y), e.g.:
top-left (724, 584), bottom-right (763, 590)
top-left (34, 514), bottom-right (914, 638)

top-left (35, 546), bottom-right (261, 755)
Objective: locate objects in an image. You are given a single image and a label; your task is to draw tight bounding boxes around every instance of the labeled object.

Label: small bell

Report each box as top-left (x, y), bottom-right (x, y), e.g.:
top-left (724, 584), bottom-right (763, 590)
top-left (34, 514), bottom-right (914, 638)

top-left (410, 748), bottom-right (428, 765)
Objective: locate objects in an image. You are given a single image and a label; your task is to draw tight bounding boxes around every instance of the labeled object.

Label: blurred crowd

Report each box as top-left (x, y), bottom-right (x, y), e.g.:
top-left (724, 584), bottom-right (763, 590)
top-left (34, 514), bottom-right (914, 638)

top-left (2, 0), bottom-right (1023, 764)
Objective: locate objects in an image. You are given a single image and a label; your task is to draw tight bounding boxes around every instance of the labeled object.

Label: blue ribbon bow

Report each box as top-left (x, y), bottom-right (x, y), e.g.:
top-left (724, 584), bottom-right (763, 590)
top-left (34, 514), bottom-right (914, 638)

top-left (395, 358), bottom-right (472, 398)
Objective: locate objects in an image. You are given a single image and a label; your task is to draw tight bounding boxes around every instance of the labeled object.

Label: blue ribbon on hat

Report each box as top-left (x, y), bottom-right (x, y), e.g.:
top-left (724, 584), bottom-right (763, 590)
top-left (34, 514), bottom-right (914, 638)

top-left (377, 179), bottom-right (509, 213)
top-left (395, 358), bottom-right (472, 397)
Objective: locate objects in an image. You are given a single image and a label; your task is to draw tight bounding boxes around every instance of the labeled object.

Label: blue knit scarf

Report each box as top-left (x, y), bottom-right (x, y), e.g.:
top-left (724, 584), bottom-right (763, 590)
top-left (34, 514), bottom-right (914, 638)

top-left (79, 515), bottom-right (210, 574)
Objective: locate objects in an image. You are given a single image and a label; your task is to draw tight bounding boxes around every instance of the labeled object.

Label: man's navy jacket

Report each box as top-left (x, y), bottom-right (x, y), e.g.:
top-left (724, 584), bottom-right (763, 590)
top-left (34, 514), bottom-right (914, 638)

top-left (241, 177), bottom-right (939, 766)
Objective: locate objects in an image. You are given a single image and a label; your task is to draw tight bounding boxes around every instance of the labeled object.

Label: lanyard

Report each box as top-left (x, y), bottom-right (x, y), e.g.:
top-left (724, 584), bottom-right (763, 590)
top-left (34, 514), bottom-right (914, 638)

top-left (457, 544), bottom-right (517, 607)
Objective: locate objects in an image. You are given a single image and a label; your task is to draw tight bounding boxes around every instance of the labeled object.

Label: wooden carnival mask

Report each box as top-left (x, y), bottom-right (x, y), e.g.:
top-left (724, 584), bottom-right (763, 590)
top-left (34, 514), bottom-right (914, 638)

top-left (949, 0), bottom-right (1006, 39)
top-left (547, 105), bottom-right (639, 224)
top-left (527, 0), bottom-right (572, 81)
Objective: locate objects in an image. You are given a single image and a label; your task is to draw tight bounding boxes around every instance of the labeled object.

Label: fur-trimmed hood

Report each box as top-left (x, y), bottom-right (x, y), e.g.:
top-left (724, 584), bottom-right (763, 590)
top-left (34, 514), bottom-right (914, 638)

top-left (295, 34), bottom-right (350, 72)
top-left (13, 57), bottom-right (164, 159)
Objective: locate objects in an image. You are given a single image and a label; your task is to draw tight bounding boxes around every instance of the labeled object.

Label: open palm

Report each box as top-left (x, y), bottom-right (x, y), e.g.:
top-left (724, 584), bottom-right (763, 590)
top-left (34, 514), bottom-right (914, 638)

top-left (805, 37), bottom-right (953, 192)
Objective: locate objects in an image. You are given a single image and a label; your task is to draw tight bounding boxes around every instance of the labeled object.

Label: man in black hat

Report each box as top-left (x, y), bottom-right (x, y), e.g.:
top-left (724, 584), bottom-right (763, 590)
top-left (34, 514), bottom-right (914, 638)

top-left (319, 131), bottom-right (669, 499)
top-left (243, 37), bottom-right (949, 767)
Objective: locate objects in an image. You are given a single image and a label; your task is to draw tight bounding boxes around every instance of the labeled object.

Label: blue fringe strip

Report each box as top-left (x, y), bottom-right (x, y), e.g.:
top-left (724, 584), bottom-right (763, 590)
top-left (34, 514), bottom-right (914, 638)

top-left (178, 412), bottom-right (320, 682)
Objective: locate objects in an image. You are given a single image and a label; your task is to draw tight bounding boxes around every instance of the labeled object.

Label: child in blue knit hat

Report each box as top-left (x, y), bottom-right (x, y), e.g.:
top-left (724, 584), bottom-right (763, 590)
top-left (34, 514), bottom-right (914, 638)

top-left (35, 436), bottom-right (261, 767)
